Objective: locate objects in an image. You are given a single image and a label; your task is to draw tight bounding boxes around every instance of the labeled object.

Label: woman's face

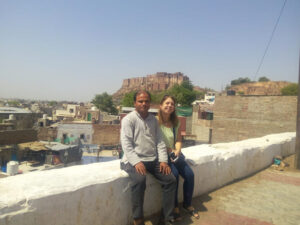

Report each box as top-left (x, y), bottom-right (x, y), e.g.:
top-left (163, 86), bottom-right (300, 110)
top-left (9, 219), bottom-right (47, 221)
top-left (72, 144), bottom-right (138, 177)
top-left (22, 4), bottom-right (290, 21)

top-left (160, 97), bottom-right (175, 115)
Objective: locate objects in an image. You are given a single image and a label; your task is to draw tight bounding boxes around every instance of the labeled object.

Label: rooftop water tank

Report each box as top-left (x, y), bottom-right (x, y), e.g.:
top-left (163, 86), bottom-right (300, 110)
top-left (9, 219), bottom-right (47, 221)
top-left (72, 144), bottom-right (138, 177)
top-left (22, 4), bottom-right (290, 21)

top-left (9, 114), bottom-right (15, 120)
top-left (7, 161), bottom-right (18, 176)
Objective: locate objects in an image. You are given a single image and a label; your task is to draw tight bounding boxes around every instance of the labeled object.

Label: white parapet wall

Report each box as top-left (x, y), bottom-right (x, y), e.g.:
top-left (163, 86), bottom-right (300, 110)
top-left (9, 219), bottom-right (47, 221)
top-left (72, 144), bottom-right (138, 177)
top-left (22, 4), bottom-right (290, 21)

top-left (0, 132), bottom-right (296, 225)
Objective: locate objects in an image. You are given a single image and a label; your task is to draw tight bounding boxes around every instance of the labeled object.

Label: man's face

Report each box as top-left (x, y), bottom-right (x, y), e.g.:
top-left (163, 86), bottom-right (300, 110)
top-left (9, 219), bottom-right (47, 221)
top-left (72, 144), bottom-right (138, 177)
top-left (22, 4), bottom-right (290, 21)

top-left (134, 92), bottom-right (150, 117)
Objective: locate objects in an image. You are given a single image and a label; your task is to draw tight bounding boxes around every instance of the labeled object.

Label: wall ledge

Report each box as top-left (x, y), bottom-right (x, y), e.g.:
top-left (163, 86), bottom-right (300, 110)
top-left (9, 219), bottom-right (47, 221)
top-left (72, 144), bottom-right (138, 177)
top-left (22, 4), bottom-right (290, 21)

top-left (0, 132), bottom-right (295, 225)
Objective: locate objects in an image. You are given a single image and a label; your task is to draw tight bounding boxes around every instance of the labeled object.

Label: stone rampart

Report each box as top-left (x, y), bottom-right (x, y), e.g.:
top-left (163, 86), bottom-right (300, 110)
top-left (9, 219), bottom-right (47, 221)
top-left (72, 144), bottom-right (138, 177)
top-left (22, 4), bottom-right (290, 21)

top-left (0, 132), bottom-right (295, 225)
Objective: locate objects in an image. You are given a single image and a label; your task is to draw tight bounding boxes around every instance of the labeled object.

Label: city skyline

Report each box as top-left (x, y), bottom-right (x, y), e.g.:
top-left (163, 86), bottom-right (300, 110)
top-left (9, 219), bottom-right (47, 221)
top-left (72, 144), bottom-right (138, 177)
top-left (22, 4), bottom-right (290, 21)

top-left (1, 0), bottom-right (299, 101)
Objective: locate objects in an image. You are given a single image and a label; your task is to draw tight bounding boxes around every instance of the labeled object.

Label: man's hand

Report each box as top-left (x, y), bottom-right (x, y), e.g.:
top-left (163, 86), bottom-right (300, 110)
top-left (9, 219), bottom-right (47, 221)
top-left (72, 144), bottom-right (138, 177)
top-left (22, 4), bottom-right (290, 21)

top-left (135, 162), bottom-right (146, 175)
top-left (159, 162), bottom-right (171, 175)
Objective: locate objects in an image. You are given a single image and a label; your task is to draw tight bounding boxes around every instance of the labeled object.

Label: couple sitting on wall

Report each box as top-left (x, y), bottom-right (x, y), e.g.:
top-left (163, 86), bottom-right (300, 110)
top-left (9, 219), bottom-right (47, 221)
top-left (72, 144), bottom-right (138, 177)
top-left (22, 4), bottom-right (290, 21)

top-left (120, 90), bottom-right (199, 225)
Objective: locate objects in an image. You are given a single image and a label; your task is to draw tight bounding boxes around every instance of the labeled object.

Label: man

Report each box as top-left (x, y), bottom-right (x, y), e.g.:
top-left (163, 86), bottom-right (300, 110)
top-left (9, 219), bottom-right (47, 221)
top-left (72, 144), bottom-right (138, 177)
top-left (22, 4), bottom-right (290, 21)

top-left (121, 90), bottom-right (176, 225)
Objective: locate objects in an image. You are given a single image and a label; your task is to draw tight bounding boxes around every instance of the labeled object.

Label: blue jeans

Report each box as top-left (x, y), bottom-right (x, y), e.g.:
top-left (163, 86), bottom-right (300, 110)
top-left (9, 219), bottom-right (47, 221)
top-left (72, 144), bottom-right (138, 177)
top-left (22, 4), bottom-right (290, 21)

top-left (169, 155), bottom-right (194, 207)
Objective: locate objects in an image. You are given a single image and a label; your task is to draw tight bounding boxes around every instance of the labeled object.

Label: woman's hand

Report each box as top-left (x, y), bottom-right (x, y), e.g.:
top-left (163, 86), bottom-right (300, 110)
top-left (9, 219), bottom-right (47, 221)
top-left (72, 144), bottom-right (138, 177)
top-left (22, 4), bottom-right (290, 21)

top-left (173, 149), bottom-right (181, 157)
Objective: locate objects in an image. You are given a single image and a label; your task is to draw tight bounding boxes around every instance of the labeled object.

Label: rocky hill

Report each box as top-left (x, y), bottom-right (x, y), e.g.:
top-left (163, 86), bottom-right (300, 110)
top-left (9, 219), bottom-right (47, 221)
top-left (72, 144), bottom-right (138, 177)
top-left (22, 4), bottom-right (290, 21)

top-left (229, 81), bottom-right (292, 95)
top-left (113, 72), bottom-right (189, 100)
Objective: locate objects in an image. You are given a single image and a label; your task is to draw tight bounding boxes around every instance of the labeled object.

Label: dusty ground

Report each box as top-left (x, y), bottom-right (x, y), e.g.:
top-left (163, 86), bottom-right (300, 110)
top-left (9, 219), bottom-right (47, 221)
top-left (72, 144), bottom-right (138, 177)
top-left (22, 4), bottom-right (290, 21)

top-left (0, 173), bottom-right (7, 178)
top-left (283, 154), bottom-right (297, 170)
top-left (144, 154), bottom-right (300, 225)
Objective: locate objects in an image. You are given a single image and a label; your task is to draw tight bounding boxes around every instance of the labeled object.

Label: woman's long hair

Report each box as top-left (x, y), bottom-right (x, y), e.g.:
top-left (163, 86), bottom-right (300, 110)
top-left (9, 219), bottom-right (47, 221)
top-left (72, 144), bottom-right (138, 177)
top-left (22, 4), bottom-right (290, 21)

top-left (158, 95), bottom-right (179, 127)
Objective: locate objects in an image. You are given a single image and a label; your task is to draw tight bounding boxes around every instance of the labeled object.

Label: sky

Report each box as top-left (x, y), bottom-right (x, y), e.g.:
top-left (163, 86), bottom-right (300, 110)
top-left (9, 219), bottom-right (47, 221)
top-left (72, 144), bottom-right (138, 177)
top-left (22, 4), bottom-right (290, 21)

top-left (0, 0), bottom-right (299, 102)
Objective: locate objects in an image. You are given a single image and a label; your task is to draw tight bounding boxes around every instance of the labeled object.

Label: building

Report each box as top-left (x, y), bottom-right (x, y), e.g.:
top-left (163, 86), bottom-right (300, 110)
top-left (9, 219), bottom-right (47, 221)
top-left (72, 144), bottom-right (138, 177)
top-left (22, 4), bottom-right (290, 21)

top-left (56, 123), bottom-right (94, 145)
top-left (211, 95), bottom-right (297, 143)
top-left (0, 107), bottom-right (37, 130)
top-left (54, 104), bottom-right (102, 123)
top-left (76, 105), bottom-right (102, 123)
top-left (101, 112), bottom-right (120, 125)
top-left (54, 104), bottom-right (79, 121)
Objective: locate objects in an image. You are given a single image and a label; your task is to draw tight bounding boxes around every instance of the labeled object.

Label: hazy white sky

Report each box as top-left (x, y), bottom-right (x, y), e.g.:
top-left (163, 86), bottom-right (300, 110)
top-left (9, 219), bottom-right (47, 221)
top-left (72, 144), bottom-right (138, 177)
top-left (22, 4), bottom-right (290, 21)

top-left (1, 0), bottom-right (299, 101)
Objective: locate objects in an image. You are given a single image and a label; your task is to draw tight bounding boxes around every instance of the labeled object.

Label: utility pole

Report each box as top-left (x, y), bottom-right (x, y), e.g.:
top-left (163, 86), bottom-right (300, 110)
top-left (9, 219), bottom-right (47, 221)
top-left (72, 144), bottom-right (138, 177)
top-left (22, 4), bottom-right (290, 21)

top-left (295, 51), bottom-right (300, 169)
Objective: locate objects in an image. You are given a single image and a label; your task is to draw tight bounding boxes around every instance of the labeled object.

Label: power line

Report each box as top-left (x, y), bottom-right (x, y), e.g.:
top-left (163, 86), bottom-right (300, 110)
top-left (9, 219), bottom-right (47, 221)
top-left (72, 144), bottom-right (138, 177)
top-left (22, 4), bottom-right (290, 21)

top-left (254, 0), bottom-right (288, 80)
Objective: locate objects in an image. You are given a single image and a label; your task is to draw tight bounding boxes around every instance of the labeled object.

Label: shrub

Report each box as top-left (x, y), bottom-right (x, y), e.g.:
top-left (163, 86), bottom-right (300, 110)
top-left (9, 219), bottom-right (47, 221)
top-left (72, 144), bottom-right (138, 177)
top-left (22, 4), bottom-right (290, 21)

top-left (281, 83), bottom-right (298, 96)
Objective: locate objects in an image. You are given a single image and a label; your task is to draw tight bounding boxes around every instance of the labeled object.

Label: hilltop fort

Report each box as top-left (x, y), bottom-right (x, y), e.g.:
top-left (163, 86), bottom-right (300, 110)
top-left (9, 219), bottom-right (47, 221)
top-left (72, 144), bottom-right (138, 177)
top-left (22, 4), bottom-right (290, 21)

top-left (113, 72), bottom-right (189, 100)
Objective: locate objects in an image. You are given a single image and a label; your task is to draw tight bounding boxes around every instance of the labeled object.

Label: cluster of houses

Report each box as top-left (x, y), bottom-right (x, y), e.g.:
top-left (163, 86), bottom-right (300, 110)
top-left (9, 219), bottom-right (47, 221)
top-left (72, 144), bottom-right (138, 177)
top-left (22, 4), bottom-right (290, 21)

top-left (0, 101), bottom-right (121, 176)
top-left (0, 92), bottom-right (228, 177)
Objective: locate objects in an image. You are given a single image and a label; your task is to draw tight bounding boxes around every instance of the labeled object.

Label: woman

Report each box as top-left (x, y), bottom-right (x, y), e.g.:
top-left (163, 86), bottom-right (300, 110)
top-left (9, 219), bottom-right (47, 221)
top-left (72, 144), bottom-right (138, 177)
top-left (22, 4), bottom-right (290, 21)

top-left (157, 95), bottom-right (199, 219)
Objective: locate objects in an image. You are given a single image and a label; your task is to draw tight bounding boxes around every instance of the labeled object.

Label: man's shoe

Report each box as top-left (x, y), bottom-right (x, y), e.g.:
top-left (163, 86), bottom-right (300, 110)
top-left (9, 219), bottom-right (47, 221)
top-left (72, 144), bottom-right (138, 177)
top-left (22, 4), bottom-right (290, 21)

top-left (173, 212), bottom-right (182, 221)
top-left (133, 218), bottom-right (145, 225)
top-left (165, 219), bottom-right (176, 225)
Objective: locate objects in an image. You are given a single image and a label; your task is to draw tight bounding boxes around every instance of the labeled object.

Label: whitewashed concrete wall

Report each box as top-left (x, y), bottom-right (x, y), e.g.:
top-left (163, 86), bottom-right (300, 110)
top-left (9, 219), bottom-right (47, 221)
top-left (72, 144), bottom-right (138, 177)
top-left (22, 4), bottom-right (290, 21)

top-left (0, 132), bottom-right (295, 225)
top-left (57, 123), bottom-right (93, 144)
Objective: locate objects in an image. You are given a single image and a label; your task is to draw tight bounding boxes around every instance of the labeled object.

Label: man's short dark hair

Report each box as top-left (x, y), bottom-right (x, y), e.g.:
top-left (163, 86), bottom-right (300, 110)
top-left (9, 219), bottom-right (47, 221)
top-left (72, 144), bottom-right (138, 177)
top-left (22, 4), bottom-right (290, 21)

top-left (133, 90), bottom-right (151, 102)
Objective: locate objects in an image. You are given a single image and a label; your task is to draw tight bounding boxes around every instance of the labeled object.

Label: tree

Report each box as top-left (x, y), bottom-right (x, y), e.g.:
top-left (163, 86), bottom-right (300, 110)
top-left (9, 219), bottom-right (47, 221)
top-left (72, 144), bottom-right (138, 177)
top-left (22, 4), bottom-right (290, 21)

top-left (231, 77), bottom-right (252, 85)
top-left (181, 80), bottom-right (194, 91)
top-left (167, 84), bottom-right (196, 106)
top-left (48, 101), bottom-right (58, 106)
top-left (121, 91), bottom-right (135, 107)
top-left (7, 100), bottom-right (20, 107)
top-left (92, 92), bottom-right (118, 115)
top-left (258, 76), bottom-right (270, 82)
top-left (194, 90), bottom-right (205, 100)
top-left (281, 83), bottom-right (298, 96)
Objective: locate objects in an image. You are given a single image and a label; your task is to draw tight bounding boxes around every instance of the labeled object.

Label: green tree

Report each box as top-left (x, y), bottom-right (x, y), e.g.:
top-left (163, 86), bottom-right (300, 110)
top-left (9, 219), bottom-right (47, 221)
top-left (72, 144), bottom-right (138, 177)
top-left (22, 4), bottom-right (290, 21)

top-left (121, 91), bottom-right (135, 107)
top-left (168, 84), bottom-right (196, 106)
top-left (7, 100), bottom-right (20, 107)
top-left (258, 76), bottom-right (270, 82)
top-left (281, 83), bottom-right (298, 96)
top-left (49, 101), bottom-right (58, 106)
top-left (150, 91), bottom-right (168, 104)
top-left (92, 92), bottom-right (118, 115)
top-left (194, 90), bottom-right (205, 100)
top-left (231, 77), bottom-right (252, 85)
top-left (181, 80), bottom-right (194, 91)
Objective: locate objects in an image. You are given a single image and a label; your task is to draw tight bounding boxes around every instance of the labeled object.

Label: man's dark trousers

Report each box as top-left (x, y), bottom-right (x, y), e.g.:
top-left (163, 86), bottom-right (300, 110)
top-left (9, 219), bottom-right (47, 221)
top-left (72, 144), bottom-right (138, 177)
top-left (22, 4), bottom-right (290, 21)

top-left (121, 160), bottom-right (176, 221)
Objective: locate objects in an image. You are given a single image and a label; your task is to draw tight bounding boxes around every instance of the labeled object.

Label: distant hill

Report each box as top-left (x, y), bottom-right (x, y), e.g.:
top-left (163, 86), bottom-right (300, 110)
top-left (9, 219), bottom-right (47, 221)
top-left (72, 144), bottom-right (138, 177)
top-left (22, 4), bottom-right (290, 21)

top-left (113, 72), bottom-right (189, 101)
top-left (228, 81), bottom-right (293, 95)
